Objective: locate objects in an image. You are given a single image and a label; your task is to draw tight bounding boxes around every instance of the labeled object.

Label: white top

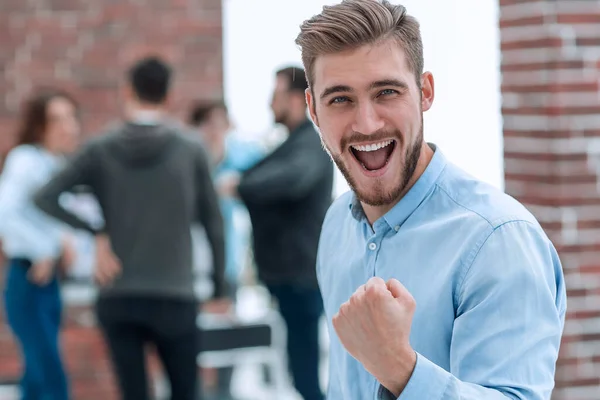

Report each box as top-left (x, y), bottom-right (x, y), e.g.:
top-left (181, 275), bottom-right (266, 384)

top-left (0, 144), bottom-right (68, 262)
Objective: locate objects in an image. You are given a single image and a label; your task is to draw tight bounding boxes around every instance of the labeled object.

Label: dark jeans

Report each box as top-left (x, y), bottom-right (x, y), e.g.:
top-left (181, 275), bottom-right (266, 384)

top-left (267, 283), bottom-right (324, 400)
top-left (4, 258), bottom-right (69, 400)
top-left (95, 295), bottom-right (200, 400)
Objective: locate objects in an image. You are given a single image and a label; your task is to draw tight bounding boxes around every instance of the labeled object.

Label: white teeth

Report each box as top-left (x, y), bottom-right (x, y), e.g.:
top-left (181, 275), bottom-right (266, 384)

top-left (351, 139), bottom-right (394, 152)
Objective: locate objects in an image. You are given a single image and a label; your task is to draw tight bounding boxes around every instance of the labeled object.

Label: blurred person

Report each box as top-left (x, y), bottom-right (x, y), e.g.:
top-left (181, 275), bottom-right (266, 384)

top-left (0, 88), bottom-right (80, 400)
top-left (189, 100), bottom-right (263, 289)
top-left (296, 1), bottom-right (567, 399)
top-left (188, 101), bottom-right (263, 399)
top-left (219, 66), bottom-right (333, 400)
top-left (56, 190), bottom-right (104, 282)
top-left (34, 56), bottom-right (227, 400)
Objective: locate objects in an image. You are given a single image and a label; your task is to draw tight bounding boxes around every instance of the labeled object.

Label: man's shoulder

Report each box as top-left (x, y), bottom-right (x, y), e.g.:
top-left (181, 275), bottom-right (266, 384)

top-left (298, 122), bottom-right (323, 147)
top-left (161, 119), bottom-right (198, 139)
top-left (100, 121), bottom-right (204, 151)
top-left (173, 133), bottom-right (209, 162)
top-left (4, 144), bottom-right (44, 171)
top-left (84, 122), bottom-right (127, 148)
top-left (435, 162), bottom-right (540, 230)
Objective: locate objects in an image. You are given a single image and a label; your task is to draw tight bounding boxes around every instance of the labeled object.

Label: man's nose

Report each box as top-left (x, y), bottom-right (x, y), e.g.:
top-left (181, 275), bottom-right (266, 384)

top-left (351, 101), bottom-right (384, 135)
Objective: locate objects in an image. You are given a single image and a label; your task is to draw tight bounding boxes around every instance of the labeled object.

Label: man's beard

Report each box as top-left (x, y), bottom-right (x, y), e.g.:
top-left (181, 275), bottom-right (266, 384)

top-left (274, 109), bottom-right (288, 125)
top-left (329, 120), bottom-right (423, 207)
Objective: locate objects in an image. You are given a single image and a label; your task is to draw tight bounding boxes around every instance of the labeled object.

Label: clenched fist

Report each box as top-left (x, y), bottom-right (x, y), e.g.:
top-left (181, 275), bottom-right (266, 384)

top-left (332, 277), bottom-right (417, 397)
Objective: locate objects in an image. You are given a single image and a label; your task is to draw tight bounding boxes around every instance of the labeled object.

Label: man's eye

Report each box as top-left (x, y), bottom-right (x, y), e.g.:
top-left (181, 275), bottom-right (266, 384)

top-left (379, 89), bottom-right (398, 96)
top-left (330, 96), bottom-right (349, 104)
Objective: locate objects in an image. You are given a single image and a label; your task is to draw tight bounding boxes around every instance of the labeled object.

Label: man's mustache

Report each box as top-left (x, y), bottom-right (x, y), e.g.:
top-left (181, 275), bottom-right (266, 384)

top-left (341, 129), bottom-right (402, 151)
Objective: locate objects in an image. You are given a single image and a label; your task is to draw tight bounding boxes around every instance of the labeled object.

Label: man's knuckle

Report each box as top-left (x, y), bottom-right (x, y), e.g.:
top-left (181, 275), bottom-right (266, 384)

top-left (402, 294), bottom-right (417, 310)
top-left (365, 284), bottom-right (385, 299)
top-left (370, 276), bottom-right (386, 286)
top-left (340, 300), bottom-right (352, 314)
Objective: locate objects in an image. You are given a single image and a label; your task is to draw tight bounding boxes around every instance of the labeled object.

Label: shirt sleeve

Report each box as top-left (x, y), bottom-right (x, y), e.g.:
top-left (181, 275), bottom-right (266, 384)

top-left (226, 137), bottom-right (265, 172)
top-left (194, 145), bottom-right (227, 299)
top-left (380, 220), bottom-right (567, 400)
top-left (0, 147), bottom-right (66, 262)
top-left (34, 142), bottom-right (105, 235)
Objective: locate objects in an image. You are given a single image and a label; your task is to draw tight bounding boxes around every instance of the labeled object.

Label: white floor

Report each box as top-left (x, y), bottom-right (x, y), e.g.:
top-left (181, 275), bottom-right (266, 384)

top-left (228, 354), bottom-right (329, 400)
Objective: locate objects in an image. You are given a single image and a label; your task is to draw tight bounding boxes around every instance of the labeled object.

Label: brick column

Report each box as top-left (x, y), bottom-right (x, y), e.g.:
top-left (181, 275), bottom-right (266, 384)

top-left (500, 1), bottom-right (600, 399)
top-left (0, 1), bottom-right (223, 398)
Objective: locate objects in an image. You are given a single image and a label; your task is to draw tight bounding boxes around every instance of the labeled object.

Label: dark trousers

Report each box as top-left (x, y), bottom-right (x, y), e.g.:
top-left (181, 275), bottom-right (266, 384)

top-left (267, 283), bottom-right (324, 400)
top-left (95, 295), bottom-right (200, 400)
top-left (4, 259), bottom-right (69, 400)
top-left (214, 282), bottom-right (237, 396)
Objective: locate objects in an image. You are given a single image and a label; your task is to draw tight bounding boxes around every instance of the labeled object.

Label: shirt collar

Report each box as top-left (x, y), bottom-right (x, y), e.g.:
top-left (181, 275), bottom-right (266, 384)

top-left (129, 110), bottom-right (162, 126)
top-left (349, 143), bottom-right (447, 231)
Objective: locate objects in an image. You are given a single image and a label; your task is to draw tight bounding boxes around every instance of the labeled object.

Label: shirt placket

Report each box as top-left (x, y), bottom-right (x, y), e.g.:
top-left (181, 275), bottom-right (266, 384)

top-left (364, 219), bottom-right (388, 278)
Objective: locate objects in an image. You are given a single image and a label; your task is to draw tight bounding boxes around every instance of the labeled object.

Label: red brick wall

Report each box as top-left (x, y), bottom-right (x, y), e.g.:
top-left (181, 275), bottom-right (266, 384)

top-left (0, 0), bottom-right (223, 155)
top-left (0, 1), bottom-right (223, 398)
top-left (500, 1), bottom-right (600, 399)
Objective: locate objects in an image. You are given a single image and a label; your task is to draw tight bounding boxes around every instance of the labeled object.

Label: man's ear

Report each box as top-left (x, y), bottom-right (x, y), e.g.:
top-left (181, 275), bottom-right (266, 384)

top-left (420, 72), bottom-right (435, 112)
top-left (306, 88), bottom-right (319, 127)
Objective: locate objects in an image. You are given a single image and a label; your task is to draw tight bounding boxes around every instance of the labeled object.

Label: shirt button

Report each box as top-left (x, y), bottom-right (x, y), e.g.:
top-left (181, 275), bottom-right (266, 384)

top-left (368, 242), bottom-right (377, 251)
top-left (394, 225), bottom-right (400, 232)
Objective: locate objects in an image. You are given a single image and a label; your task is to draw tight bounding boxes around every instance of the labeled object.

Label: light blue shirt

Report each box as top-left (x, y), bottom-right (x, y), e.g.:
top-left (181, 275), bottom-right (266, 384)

top-left (213, 135), bottom-right (264, 283)
top-left (0, 145), bottom-right (68, 262)
top-left (318, 144), bottom-right (567, 400)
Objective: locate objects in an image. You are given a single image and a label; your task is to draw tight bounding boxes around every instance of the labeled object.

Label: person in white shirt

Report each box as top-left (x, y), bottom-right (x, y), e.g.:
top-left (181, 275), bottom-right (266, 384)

top-left (0, 88), bottom-right (80, 400)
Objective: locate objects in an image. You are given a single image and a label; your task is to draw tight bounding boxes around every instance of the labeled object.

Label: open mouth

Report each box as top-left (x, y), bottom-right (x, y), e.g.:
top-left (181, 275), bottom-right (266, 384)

top-left (350, 139), bottom-right (396, 172)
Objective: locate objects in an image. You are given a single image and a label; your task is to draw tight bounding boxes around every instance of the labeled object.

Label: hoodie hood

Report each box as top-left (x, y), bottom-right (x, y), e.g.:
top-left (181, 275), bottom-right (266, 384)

top-left (107, 121), bottom-right (180, 167)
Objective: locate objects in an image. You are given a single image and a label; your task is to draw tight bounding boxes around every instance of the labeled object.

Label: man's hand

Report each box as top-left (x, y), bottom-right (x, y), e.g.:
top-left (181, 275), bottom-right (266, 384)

top-left (203, 298), bottom-right (233, 315)
top-left (94, 234), bottom-right (122, 287)
top-left (59, 236), bottom-right (76, 272)
top-left (216, 172), bottom-right (241, 198)
top-left (332, 277), bottom-right (417, 397)
top-left (28, 258), bottom-right (55, 286)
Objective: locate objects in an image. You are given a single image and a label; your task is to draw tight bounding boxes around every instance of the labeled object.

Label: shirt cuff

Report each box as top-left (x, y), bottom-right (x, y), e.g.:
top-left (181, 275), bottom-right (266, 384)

top-left (378, 352), bottom-right (451, 400)
top-left (31, 241), bottom-right (62, 263)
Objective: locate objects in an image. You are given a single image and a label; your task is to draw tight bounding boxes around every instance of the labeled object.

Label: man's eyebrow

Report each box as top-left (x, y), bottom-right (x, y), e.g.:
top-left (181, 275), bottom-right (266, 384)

top-left (369, 79), bottom-right (409, 91)
top-left (320, 85), bottom-right (353, 100)
top-left (319, 79), bottom-right (409, 100)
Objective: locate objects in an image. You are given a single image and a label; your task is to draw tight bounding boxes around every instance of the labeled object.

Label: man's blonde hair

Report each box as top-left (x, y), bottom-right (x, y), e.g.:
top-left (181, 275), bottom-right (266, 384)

top-left (295, 0), bottom-right (424, 89)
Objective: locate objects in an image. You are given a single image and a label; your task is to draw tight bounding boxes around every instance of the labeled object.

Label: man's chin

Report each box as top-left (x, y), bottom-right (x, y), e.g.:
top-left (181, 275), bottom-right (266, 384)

top-left (334, 157), bottom-right (403, 206)
top-left (354, 190), bottom-right (399, 207)
top-left (351, 179), bottom-right (404, 208)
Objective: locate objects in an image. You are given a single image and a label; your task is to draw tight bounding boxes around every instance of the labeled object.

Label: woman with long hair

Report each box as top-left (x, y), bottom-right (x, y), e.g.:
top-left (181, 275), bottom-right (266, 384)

top-left (0, 88), bottom-right (80, 399)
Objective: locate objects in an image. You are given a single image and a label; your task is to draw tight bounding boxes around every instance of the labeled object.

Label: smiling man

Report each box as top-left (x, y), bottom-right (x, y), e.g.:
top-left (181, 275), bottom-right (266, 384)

top-left (296, 1), bottom-right (567, 400)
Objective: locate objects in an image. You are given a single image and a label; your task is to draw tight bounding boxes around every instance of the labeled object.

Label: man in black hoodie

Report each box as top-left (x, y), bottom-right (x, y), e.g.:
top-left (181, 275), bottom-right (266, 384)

top-left (34, 57), bottom-right (226, 400)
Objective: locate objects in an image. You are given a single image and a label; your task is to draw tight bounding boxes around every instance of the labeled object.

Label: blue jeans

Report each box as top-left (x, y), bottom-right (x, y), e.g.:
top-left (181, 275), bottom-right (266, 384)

top-left (4, 259), bottom-right (69, 400)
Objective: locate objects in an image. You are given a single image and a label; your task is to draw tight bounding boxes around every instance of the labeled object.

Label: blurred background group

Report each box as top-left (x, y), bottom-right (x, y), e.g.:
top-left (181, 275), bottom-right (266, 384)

top-left (0, 1), bottom-right (598, 400)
